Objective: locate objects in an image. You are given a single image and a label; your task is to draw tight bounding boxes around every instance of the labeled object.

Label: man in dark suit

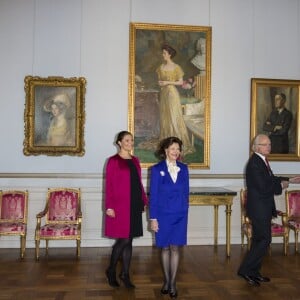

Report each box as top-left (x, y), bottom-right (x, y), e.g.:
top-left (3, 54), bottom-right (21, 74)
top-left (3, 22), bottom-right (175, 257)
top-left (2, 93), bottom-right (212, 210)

top-left (237, 134), bottom-right (300, 286)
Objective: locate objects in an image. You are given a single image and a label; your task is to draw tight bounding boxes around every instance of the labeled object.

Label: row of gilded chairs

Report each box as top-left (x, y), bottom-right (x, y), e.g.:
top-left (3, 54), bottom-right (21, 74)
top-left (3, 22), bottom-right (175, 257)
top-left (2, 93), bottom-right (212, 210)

top-left (2, 187), bottom-right (300, 259)
top-left (0, 188), bottom-right (82, 260)
top-left (240, 189), bottom-right (300, 255)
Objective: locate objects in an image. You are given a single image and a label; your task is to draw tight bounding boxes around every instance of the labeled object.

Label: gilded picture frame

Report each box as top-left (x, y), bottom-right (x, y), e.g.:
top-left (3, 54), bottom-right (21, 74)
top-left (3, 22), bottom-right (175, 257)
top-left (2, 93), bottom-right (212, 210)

top-left (250, 78), bottom-right (300, 161)
top-left (128, 22), bottom-right (211, 168)
top-left (23, 76), bottom-right (86, 156)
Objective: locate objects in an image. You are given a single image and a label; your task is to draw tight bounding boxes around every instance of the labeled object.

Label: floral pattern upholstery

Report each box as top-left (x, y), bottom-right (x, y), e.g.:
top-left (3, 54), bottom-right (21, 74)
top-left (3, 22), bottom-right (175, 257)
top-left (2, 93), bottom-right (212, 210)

top-left (40, 224), bottom-right (79, 236)
top-left (0, 191), bottom-right (28, 258)
top-left (285, 190), bottom-right (300, 253)
top-left (240, 189), bottom-right (288, 255)
top-left (271, 221), bottom-right (286, 234)
top-left (287, 192), bottom-right (300, 219)
top-left (47, 190), bottom-right (78, 222)
top-left (0, 222), bottom-right (26, 233)
top-left (0, 192), bottom-right (26, 220)
top-left (35, 188), bottom-right (82, 260)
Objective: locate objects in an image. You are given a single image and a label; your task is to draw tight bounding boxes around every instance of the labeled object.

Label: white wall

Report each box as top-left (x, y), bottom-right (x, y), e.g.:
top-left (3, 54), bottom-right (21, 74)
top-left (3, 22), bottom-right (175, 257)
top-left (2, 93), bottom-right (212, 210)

top-left (0, 0), bottom-right (300, 250)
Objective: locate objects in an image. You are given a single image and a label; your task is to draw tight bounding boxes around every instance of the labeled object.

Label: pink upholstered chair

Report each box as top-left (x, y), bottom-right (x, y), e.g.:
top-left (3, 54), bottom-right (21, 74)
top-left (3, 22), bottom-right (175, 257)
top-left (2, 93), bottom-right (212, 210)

top-left (35, 188), bottom-right (82, 260)
top-left (0, 190), bottom-right (28, 259)
top-left (240, 189), bottom-right (288, 255)
top-left (285, 190), bottom-right (300, 253)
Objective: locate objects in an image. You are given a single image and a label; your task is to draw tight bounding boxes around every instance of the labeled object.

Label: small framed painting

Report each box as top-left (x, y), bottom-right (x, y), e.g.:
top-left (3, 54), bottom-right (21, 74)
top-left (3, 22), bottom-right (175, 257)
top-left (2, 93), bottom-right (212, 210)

top-left (23, 76), bottom-right (86, 156)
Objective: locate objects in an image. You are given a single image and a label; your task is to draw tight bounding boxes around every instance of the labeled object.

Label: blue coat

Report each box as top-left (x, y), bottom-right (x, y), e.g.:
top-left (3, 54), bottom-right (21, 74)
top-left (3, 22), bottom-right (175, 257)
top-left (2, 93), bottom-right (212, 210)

top-left (149, 160), bottom-right (189, 247)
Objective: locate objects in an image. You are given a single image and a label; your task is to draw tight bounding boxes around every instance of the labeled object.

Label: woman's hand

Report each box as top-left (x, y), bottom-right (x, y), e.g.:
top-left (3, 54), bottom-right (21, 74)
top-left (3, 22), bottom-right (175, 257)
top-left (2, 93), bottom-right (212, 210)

top-left (150, 219), bottom-right (159, 232)
top-left (106, 208), bottom-right (115, 218)
top-left (158, 79), bottom-right (183, 87)
top-left (158, 80), bottom-right (168, 87)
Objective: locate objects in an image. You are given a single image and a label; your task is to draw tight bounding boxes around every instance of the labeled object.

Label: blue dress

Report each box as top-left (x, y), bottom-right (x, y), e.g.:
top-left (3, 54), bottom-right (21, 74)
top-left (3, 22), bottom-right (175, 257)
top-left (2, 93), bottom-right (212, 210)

top-left (149, 160), bottom-right (189, 247)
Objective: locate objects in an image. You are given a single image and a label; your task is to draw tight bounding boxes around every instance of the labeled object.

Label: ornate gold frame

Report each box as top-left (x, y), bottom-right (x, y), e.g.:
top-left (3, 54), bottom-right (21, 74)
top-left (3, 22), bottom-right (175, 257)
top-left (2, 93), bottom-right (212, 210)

top-left (250, 78), bottom-right (300, 161)
top-left (24, 76), bottom-right (86, 156)
top-left (128, 22), bottom-right (211, 169)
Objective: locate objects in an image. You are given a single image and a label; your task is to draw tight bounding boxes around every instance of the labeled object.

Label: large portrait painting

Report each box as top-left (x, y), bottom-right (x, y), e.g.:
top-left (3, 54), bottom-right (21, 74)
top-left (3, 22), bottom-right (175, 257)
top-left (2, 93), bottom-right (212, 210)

top-left (250, 78), bottom-right (300, 161)
top-left (128, 22), bottom-right (212, 168)
top-left (24, 76), bottom-right (86, 156)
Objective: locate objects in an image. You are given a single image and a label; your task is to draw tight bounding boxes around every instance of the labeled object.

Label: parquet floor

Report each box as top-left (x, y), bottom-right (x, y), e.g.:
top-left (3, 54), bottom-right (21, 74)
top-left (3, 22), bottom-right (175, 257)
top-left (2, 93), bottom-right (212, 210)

top-left (0, 244), bottom-right (300, 299)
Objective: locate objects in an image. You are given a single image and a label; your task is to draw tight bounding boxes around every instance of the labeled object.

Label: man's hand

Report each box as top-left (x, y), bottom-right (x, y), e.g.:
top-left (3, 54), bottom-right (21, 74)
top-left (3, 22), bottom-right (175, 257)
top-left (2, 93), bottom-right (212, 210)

top-left (281, 180), bottom-right (289, 190)
top-left (289, 176), bottom-right (300, 184)
top-left (274, 125), bottom-right (282, 131)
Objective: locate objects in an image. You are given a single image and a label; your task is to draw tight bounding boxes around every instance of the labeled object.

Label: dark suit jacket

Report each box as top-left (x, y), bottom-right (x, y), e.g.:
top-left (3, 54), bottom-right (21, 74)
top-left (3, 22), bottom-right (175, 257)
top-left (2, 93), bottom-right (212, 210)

top-left (263, 108), bottom-right (293, 153)
top-left (245, 153), bottom-right (288, 220)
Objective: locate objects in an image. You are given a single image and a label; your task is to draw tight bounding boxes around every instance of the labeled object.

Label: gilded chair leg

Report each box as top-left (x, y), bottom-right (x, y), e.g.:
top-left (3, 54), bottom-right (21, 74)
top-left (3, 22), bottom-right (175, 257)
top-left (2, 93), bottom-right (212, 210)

top-left (247, 237), bottom-right (251, 250)
top-left (241, 232), bottom-right (244, 247)
top-left (268, 246), bottom-right (272, 255)
top-left (20, 235), bottom-right (26, 259)
top-left (283, 232), bottom-right (290, 255)
top-left (286, 229), bottom-right (290, 256)
top-left (296, 231), bottom-right (299, 253)
top-left (35, 240), bottom-right (40, 260)
top-left (46, 240), bottom-right (49, 256)
top-left (76, 239), bottom-right (81, 258)
top-left (284, 234), bottom-right (288, 256)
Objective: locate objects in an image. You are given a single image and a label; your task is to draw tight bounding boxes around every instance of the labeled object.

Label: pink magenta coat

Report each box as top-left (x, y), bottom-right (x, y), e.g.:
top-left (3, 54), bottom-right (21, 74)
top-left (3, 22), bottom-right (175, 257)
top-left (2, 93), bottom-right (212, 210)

top-left (104, 154), bottom-right (148, 238)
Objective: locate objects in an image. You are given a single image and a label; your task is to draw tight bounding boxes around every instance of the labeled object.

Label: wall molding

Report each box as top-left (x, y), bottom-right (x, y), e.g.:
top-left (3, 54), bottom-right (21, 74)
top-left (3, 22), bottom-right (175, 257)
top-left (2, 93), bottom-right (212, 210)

top-left (0, 173), bottom-right (297, 250)
top-left (0, 173), bottom-right (295, 179)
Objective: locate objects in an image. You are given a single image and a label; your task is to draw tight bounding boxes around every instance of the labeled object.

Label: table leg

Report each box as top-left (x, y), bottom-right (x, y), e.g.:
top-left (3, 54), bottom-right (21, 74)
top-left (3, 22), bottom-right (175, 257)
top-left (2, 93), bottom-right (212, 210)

top-left (226, 204), bottom-right (232, 257)
top-left (214, 205), bottom-right (219, 246)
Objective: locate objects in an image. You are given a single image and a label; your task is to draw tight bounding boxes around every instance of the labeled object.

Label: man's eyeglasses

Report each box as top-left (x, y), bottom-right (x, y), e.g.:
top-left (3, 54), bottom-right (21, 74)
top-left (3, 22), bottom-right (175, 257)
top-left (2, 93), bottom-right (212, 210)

top-left (257, 143), bottom-right (271, 146)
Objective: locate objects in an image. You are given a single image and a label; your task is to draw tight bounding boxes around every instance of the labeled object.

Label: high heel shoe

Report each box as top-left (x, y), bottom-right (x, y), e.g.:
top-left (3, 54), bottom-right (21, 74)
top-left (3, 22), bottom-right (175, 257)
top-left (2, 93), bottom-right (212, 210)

top-left (119, 273), bottom-right (135, 288)
top-left (160, 282), bottom-right (169, 294)
top-left (169, 287), bottom-right (178, 299)
top-left (105, 269), bottom-right (120, 287)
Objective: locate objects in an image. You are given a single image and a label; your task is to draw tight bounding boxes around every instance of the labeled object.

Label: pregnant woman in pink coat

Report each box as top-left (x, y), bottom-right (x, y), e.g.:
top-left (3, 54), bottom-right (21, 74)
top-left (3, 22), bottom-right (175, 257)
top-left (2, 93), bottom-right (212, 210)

top-left (104, 131), bottom-right (148, 288)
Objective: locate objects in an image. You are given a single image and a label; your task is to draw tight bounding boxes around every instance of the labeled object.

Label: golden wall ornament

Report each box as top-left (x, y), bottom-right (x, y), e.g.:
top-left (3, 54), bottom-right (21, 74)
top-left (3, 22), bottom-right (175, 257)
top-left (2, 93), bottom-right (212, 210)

top-left (23, 76), bottom-right (86, 156)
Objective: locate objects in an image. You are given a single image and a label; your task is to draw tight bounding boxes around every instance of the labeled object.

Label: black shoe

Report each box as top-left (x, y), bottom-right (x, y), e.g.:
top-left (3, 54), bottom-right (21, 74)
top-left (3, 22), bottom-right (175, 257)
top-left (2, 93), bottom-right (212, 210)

top-left (238, 273), bottom-right (260, 286)
top-left (119, 273), bottom-right (135, 289)
top-left (160, 282), bottom-right (169, 294)
top-left (169, 289), bottom-right (178, 298)
top-left (253, 275), bottom-right (270, 282)
top-left (169, 286), bottom-right (178, 298)
top-left (105, 269), bottom-right (120, 287)
top-left (160, 288), bottom-right (169, 295)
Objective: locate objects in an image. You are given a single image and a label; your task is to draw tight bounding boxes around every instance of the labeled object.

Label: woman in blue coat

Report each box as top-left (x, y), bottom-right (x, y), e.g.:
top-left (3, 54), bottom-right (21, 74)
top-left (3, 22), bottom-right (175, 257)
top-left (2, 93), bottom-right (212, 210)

top-left (149, 136), bottom-right (189, 299)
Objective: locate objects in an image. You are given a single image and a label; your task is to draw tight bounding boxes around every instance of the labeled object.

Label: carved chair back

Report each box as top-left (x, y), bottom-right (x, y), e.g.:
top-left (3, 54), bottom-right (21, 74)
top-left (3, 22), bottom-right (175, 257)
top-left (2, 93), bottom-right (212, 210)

top-left (46, 188), bottom-right (80, 224)
top-left (0, 190), bottom-right (28, 223)
top-left (286, 190), bottom-right (300, 220)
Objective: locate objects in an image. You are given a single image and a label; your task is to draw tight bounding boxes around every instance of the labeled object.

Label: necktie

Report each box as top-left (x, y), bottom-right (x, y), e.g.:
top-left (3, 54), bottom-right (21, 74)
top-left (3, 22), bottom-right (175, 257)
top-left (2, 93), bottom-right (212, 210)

top-left (265, 158), bottom-right (272, 174)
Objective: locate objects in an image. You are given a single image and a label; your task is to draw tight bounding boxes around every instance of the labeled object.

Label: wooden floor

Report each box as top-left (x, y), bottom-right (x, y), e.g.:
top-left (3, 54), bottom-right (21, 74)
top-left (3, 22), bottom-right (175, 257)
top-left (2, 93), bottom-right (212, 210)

top-left (0, 244), bottom-right (300, 300)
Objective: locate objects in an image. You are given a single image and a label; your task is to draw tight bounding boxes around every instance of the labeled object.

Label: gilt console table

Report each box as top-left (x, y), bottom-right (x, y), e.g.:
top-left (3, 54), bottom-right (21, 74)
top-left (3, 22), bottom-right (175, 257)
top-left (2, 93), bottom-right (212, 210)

top-left (189, 187), bottom-right (237, 257)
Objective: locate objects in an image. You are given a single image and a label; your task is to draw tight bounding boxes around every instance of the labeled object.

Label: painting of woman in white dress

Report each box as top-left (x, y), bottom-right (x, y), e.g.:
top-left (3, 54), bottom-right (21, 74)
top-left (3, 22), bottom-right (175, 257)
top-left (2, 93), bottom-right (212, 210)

top-left (34, 87), bottom-right (76, 147)
top-left (129, 23), bottom-right (211, 168)
top-left (43, 93), bottom-right (74, 146)
top-left (156, 44), bottom-right (195, 156)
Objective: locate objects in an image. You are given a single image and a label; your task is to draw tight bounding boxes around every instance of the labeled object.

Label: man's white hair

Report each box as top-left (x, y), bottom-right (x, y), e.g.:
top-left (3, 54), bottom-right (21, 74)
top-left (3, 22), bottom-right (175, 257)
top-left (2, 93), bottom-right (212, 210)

top-left (252, 134), bottom-right (268, 152)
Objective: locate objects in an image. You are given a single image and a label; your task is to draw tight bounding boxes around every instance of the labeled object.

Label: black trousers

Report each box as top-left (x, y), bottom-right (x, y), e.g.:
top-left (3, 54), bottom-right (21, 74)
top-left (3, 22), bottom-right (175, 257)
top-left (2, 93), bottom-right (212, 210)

top-left (238, 217), bottom-right (272, 276)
